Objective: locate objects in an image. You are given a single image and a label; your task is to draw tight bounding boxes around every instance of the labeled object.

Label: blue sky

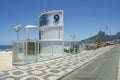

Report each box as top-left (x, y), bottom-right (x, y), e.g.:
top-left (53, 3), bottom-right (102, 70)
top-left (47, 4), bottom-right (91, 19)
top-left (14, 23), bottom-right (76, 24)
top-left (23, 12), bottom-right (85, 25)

top-left (0, 0), bottom-right (120, 45)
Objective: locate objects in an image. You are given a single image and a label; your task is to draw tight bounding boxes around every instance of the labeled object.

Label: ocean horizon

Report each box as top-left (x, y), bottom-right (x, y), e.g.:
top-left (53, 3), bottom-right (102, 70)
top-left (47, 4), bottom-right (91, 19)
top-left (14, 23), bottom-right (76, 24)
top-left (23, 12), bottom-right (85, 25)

top-left (0, 45), bottom-right (12, 50)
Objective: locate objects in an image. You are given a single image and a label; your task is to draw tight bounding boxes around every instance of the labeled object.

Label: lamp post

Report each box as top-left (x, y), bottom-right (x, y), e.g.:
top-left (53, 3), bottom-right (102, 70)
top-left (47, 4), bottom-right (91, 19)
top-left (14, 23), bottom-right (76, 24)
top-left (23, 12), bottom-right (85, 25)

top-left (71, 34), bottom-right (76, 41)
top-left (71, 34), bottom-right (76, 54)
top-left (14, 25), bottom-right (21, 40)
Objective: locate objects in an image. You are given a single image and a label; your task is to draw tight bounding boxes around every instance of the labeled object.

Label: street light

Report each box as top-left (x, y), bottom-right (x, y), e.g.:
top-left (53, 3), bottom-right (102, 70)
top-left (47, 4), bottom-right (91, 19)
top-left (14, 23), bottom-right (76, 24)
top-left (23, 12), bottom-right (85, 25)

top-left (14, 25), bottom-right (21, 40)
top-left (71, 34), bottom-right (76, 54)
top-left (71, 34), bottom-right (76, 41)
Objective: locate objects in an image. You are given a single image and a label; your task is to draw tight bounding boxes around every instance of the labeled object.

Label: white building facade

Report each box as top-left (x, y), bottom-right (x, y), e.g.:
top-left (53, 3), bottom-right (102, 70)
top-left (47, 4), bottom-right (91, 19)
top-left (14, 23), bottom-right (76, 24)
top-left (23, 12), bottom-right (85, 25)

top-left (39, 10), bottom-right (64, 56)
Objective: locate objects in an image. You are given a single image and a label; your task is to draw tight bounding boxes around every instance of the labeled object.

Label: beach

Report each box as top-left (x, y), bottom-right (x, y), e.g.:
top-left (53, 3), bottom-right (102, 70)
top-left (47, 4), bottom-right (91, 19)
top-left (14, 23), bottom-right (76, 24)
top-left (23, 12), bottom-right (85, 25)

top-left (0, 51), bottom-right (13, 71)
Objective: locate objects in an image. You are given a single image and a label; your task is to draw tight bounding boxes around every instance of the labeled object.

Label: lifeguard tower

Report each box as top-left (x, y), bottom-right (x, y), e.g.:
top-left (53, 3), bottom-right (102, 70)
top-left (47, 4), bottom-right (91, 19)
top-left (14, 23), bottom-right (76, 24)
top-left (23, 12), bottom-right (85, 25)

top-left (39, 10), bottom-right (64, 57)
top-left (12, 10), bottom-right (64, 65)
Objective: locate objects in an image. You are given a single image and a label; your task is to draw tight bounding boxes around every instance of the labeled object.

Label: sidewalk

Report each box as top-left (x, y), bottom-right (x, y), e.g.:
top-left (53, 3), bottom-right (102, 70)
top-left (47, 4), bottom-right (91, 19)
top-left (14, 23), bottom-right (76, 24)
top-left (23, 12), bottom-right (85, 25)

top-left (0, 46), bottom-right (113, 80)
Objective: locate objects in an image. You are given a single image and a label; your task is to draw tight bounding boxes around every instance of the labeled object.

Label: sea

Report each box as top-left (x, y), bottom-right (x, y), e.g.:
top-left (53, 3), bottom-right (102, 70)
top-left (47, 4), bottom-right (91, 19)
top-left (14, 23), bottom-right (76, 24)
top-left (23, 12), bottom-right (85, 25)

top-left (0, 45), bottom-right (12, 51)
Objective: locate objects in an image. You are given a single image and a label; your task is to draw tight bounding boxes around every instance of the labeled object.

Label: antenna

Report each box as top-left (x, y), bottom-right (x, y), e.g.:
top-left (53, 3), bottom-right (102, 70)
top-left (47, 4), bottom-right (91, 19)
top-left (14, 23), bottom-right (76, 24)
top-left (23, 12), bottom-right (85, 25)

top-left (43, 0), bottom-right (46, 13)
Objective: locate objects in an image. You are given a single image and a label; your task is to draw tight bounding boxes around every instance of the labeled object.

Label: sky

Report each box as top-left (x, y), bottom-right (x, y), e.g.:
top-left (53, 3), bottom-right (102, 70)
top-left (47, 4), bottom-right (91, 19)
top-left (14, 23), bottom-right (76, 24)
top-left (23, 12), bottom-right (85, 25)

top-left (0, 0), bottom-right (120, 45)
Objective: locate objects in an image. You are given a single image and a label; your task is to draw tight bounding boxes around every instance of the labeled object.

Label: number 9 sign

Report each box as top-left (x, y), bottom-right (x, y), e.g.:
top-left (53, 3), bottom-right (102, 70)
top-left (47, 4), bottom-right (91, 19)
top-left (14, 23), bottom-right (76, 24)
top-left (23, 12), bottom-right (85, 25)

top-left (54, 14), bottom-right (60, 23)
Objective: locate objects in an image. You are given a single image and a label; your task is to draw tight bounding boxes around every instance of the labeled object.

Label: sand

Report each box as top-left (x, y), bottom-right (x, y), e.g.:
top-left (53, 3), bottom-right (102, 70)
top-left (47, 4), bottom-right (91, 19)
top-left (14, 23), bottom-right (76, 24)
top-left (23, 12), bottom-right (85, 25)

top-left (0, 51), bottom-right (13, 71)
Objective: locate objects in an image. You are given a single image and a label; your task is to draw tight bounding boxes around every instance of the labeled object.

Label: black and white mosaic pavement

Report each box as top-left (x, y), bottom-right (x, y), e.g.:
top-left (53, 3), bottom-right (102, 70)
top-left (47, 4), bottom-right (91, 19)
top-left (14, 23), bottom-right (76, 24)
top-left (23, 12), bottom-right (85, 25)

top-left (0, 47), bottom-right (112, 80)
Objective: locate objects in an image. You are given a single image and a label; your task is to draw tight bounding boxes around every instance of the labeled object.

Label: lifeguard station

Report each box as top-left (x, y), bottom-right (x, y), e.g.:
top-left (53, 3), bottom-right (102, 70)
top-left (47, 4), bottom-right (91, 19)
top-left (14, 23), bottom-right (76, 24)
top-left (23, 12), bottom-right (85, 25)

top-left (12, 10), bottom-right (65, 65)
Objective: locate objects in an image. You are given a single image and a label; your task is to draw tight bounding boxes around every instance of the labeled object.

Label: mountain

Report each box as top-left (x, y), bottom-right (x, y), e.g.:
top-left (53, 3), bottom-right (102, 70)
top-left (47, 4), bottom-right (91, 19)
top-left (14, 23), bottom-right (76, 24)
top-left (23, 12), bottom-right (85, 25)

top-left (81, 31), bottom-right (120, 44)
top-left (116, 32), bottom-right (120, 39)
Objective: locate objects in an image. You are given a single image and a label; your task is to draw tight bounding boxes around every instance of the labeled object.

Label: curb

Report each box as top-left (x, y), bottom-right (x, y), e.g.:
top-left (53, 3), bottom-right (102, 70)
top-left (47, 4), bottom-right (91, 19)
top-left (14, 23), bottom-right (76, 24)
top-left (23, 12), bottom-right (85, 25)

top-left (117, 46), bottom-right (120, 80)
